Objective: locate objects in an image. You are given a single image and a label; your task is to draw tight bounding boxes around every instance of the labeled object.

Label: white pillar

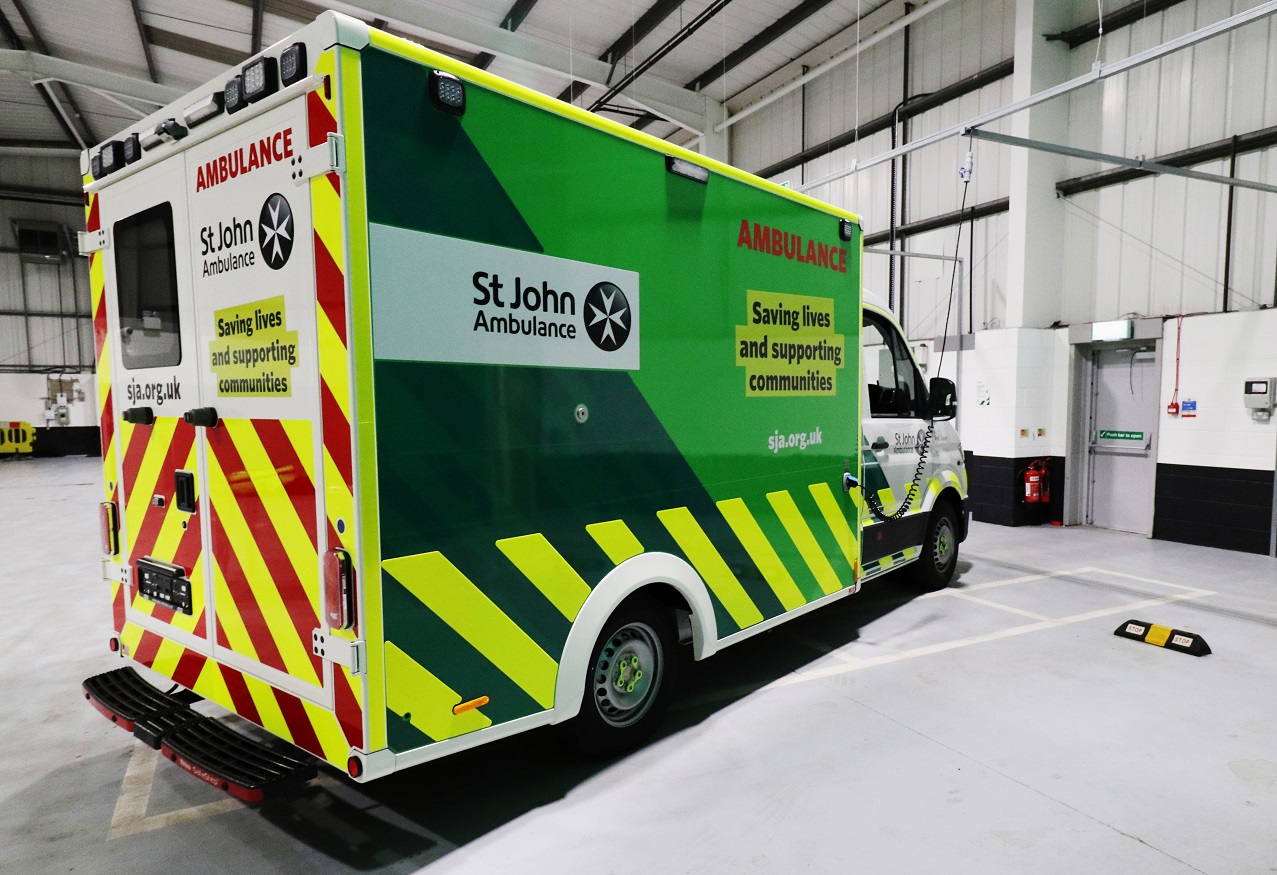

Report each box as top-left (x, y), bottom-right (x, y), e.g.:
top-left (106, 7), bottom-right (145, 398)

top-left (1005, 0), bottom-right (1072, 328)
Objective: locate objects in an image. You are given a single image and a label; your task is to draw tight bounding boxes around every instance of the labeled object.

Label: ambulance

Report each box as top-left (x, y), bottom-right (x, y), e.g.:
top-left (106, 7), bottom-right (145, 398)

top-left (80, 11), bottom-right (968, 800)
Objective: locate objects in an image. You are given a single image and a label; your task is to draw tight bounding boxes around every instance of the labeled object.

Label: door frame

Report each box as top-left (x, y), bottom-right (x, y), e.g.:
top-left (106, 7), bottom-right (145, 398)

top-left (1067, 338), bottom-right (1162, 535)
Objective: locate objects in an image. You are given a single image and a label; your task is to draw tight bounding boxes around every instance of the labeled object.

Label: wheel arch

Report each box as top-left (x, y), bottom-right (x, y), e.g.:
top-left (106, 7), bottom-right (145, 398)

top-left (551, 552), bottom-right (717, 725)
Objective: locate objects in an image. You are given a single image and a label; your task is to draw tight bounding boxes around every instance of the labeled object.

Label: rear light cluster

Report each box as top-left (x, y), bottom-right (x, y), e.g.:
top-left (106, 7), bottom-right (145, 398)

top-left (323, 548), bottom-right (355, 631)
top-left (100, 501), bottom-right (119, 556)
top-left (90, 42), bottom-right (308, 179)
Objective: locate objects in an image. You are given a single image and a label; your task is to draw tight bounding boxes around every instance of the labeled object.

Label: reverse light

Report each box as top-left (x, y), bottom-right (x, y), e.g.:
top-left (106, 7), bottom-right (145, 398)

top-left (665, 155), bottom-right (709, 184)
top-left (100, 501), bottom-right (119, 556)
top-left (122, 133), bottom-right (141, 165)
top-left (184, 92), bottom-right (224, 128)
top-left (98, 140), bottom-right (124, 176)
top-left (224, 75), bottom-right (245, 114)
top-left (323, 548), bottom-right (355, 630)
top-left (280, 42), bottom-right (307, 86)
top-left (839, 218), bottom-right (856, 241)
top-left (242, 56), bottom-right (278, 103)
top-left (428, 69), bottom-right (466, 115)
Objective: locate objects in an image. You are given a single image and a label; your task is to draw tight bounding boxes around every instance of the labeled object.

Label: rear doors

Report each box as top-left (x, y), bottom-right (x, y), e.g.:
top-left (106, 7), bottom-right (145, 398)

top-left (102, 158), bottom-right (210, 649)
top-left (186, 99), bottom-right (328, 701)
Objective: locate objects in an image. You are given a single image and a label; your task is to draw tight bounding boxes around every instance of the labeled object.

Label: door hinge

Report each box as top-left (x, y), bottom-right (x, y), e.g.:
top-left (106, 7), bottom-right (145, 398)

top-left (78, 228), bottom-right (109, 255)
top-left (312, 629), bottom-right (365, 676)
top-left (293, 133), bottom-right (344, 184)
top-left (102, 559), bottom-right (130, 586)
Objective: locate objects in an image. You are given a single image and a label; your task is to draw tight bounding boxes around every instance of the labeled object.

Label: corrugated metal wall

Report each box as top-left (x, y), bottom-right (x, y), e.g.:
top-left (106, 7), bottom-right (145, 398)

top-left (0, 156), bottom-right (91, 373)
top-left (1062, 0), bottom-right (1277, 321)
top-left (730, 0), bottom-right (1277, 336)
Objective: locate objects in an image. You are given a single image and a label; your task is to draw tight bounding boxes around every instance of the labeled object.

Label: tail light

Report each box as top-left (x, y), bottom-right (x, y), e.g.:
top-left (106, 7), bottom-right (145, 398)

top-left (323, 548), bottom-right (354, 630)
top-left (100, 501), bottom-right (119, 556)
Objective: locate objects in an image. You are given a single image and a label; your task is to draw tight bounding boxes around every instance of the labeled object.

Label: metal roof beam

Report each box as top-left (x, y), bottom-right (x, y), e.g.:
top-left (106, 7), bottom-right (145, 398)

top-left (500, 0), bottom-right (540, 32)
top-left (0, 8), bottom-right (80, 148)
top-left (10, 0), bottom-right (96, 144)
top-left (1045, 0), bottom-right (1192, 49)
top-left (0, 184), bottom-right (82, 206)
top-left (0, 49), bottom-right (183, 106)
top-left (347, 0), bottom-right (716, 134)
top-left (251, 0), bottom-right (266, 54)
top-left (145, 26), bottom-right (248, 67)
top-left (686, 0), bottom-right (841, 93)
top-left (128, 0), bottom-right (158, 81)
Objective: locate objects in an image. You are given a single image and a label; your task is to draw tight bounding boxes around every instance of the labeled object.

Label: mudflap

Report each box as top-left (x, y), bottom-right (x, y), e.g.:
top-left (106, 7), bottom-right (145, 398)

top-left (83, 667), bottom-right (317, 802)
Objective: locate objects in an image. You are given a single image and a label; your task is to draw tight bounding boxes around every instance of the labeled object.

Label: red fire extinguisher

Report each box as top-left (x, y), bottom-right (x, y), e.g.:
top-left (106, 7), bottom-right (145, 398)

top-left (1023, 459), bottom-right (1051, 504)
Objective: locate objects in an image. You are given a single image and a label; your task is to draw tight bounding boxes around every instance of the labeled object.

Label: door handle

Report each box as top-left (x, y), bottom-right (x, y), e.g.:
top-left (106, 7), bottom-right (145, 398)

top-left (121, 406), bottom-right (155, 425)
top-left (183, 407), bottom-right (219, 428)
top-left (871, 438), bottom-right (889, 451)
top-left (174, 470), bottom-right (196, 514)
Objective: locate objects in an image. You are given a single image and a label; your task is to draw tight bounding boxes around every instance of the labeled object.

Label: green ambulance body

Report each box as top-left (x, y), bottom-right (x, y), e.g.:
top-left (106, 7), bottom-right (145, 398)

top-left (82, 11), bottom-right (967, 787)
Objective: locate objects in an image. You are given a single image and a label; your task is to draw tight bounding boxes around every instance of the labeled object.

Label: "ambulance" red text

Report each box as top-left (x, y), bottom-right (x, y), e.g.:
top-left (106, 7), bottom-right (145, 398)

top-left (195, 128), bottom-right (294, 192)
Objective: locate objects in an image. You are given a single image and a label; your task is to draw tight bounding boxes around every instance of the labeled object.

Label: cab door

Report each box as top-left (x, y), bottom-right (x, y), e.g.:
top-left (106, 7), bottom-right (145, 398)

top-left (100, 160), bottom-right (210, 651)
top-left (860, 309), bottom-right (930, 562)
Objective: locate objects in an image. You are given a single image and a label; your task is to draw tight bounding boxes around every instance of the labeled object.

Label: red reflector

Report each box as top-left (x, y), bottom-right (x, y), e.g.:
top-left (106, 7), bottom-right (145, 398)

top-left (100, 501), bottom-right (119, 556)
top-left (108, 637), bottom-right (119, 652)
top-left (347, 755), bottom-right (362, 778)
top-left (323, 548), bottom-right (354, 630)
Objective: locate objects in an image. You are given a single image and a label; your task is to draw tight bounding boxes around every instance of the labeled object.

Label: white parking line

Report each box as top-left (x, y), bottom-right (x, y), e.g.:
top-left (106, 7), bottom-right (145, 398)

top-left (108, 745), bottom-right (241, 840)
top-left (946, 590), bottom-right (1052, 621)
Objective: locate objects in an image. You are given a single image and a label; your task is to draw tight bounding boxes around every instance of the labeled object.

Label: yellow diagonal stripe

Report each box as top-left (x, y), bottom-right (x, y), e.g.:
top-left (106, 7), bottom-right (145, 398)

top-left (210, 553), bottom-right (262, 665)
top-left (716, 498), bottom-right (806, 611)
top-left (767, 490), bottom-right (843, 595)
top-left (586, 519), bottom-right (645, 565)
top-left (207, 447), bottom-right (319, 686)
top-left (223, 419), bottom-right (320, 620)
top-left (125, 418), bottom-right (177, 527)
top-left (317, 310), bottom-right (351, 422)
top-left (385, 643), bottom-right (491, 741)
top-left (495, 533), bottom-right (591, 621)
top-left (657, 507), bottom-right (763, 629)
top-left (301, 698), bottom-right (352, 763)
top-left (382, 552), bottom-right (557, 709)
top-left (808, 482), bottom-right (858, 568)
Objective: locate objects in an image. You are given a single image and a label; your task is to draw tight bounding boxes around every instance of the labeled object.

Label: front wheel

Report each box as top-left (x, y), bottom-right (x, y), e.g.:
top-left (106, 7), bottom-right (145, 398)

top-left (568, 597), bottom-right (678, 757)
top-left (909, 502), bottom-right (959, 591)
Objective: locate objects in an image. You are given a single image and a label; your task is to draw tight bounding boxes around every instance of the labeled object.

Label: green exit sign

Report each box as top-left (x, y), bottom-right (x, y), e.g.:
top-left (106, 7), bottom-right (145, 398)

top-left (1099, 430), bottom-right (1144, 441)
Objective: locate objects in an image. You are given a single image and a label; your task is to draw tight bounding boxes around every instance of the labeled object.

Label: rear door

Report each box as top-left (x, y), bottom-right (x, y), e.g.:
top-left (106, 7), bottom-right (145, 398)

top-left (186, 98), bottom-right (328, 702)
top-left (102, 159), bottom-right (210, 650)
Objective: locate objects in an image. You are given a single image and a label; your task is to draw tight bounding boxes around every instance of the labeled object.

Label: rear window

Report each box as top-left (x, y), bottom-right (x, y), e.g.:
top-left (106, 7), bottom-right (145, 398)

top-left (114, 203), bottom-right (181, 369)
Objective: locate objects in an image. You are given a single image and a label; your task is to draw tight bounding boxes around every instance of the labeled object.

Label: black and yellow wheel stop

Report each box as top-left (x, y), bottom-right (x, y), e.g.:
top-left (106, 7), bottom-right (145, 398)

top-left (1114, 619), bottom-right (1210, 656)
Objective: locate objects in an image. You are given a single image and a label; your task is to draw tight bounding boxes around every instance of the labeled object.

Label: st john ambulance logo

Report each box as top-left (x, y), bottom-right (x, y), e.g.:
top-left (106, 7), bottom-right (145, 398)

top-left (584, 282), bottom-right (631, 351)
top-left (258, 193), bottom-right (293, 270)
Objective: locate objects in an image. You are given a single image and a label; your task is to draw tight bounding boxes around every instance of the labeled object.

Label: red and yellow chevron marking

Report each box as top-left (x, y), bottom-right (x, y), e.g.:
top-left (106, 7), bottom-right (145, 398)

top-left (118, 418), bottom-right (208, 637)
top-left (119, 621), bottom-right (352, 765)
top-left (87, 183), bottom-right (127, 634)
top-left (309, 48), bottom-right (364, 751)
top-left (206, 418), bottom-right (323, 688)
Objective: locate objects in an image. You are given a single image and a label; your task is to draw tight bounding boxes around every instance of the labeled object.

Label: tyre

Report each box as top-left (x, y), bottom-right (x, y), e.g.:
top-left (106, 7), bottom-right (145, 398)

top-left (908, 502), bottom-right (959, 591)
top-left (568, 596), bottom-right (678, 757)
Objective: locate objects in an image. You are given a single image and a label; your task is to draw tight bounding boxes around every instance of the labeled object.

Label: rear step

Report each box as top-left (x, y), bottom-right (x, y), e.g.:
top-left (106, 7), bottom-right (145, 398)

top-left (83, 667), bottom-right (317, 802)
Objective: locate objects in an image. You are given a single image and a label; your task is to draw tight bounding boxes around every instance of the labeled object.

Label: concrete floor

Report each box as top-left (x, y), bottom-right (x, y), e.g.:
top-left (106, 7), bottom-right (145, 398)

top-left (4, 455), bottom-right (1277, 874)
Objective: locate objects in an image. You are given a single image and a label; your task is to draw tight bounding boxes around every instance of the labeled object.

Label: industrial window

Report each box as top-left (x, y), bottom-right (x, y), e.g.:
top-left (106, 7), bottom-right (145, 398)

top-left (863, 311), bottom-right (924, 418)
top-left (114, 202), bottom-right (181, 370)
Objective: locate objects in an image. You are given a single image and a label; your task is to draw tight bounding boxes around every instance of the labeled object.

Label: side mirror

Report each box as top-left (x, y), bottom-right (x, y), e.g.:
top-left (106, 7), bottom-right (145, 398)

top-left (929, 377), bottom-right (957, 421)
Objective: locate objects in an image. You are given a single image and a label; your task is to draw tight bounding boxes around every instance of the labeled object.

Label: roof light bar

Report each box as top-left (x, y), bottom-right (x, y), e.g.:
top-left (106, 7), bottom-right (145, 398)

top-left (280, 43), bottom-right (307, 87)
top-left (428, 69), bottom-right (466, 116)
top-left (242, 56), bottom-right (278, 104)
top-left (89, 153), bottom-right (102, 179)
top-left (665, 155), bottom-right (709, 184)
top-left (183, 92), bottom-right (224, 128)
top-left (839, 219), bottom-right (855, 241)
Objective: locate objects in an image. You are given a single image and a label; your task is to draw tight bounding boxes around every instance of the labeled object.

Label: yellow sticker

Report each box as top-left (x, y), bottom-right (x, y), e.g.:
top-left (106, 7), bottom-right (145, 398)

top-left (735, 290), bottom-right (844, 396)
top-left (209, 295), bottom-right (299, 397)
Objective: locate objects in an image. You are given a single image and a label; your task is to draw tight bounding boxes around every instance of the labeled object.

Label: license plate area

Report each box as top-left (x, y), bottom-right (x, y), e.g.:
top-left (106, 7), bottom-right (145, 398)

top-left (136, 557), bottom-right (193, 615)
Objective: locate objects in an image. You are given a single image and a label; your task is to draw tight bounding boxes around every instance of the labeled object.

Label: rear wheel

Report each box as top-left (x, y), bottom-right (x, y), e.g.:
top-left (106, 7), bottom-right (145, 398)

top-left (909, 502), bottom-right (959, 591)
top-left (569, 597), bottom-right (677, 757)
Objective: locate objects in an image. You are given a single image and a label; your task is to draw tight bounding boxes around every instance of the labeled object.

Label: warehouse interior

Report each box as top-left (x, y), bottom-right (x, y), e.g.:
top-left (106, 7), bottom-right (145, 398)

top-left (2, 0), bottom-right (1276, 872)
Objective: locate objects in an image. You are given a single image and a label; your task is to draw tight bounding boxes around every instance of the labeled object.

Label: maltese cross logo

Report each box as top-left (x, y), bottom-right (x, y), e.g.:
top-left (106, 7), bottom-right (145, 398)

top-left (584, 282), bottom-right (631, 351)
top-left (258, 193), bottom-right (294, 270)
